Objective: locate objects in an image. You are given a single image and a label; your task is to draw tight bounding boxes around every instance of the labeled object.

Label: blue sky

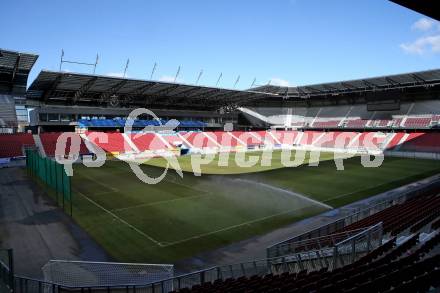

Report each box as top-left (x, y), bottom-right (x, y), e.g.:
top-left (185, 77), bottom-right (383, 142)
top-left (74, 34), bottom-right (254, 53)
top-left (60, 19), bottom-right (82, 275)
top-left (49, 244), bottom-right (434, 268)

top-left (1, 0), bottom-right (439, 89)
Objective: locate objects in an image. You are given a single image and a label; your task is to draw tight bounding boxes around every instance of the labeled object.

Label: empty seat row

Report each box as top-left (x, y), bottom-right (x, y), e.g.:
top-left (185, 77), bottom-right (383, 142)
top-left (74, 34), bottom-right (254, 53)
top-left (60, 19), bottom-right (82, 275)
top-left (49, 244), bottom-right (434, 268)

top-left (78, 119), bottom-right (207, 128)
top-left (173, 230), bottom-right (440, 293)
top-left (0, 133), bottom-right (35, 158)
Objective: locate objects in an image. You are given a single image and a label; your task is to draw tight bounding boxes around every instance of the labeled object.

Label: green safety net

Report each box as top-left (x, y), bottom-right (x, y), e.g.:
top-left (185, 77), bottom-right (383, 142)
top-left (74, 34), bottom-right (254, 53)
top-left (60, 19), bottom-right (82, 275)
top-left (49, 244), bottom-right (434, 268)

top-left (25, 149), bottom-right (72, 211)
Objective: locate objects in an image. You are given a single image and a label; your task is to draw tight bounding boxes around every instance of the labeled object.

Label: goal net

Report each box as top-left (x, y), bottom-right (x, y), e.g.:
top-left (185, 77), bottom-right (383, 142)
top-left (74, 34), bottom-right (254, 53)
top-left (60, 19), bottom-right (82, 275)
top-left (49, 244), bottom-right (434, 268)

top-left (42, 260), bottom-right (174, 287)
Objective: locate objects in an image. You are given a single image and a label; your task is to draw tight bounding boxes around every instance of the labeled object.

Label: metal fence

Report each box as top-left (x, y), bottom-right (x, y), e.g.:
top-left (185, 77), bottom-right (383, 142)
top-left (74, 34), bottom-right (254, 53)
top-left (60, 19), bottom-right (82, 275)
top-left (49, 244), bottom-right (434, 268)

top-left (10, 222), bottom-right (383, 293)
top-left (140, 222), bottom-right (383, 293)
top-left (266, 177), bottom-right (440, 258)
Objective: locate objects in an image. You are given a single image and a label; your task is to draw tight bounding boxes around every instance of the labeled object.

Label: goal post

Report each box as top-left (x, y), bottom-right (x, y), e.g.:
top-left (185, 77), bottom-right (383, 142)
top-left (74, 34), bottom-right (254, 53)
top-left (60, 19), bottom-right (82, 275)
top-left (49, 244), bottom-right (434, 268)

top-left (42, 260), bottom-right (174, 288)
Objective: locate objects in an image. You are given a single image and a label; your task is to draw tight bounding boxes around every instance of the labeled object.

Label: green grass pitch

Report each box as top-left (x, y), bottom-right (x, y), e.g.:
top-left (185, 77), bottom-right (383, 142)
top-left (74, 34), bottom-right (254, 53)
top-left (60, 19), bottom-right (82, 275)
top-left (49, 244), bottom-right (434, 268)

top-left (69, 151), bottom-right (440, 263)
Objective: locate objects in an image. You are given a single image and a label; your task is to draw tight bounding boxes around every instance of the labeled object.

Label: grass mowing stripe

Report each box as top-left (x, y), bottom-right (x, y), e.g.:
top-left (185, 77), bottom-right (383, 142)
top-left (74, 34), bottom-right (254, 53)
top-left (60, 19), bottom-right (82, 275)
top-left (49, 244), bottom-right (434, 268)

top-left (74, 189), bottom-right (164, 247)
top-left (161, 204), bottom-right (325, 247)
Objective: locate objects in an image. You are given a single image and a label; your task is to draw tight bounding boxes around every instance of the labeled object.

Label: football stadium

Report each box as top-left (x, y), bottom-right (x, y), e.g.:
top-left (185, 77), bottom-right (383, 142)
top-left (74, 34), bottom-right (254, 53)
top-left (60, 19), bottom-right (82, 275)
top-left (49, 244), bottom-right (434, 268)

top-left (1, 1), bottom-right (440, 292)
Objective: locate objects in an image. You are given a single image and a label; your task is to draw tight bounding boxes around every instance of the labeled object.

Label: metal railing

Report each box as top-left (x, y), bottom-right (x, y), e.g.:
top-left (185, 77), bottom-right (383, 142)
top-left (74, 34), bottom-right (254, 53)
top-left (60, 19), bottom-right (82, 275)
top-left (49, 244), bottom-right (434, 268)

top-left (266, 228), bottom-right (367, 258)
top-left (332, 222), bottom-right (383, 269)
top-left (266, 177), bottom-right (440, 258)
top-left (141, 222), bottom-right (383, 292)
top-left (8, 221), bottom-right (384, 293)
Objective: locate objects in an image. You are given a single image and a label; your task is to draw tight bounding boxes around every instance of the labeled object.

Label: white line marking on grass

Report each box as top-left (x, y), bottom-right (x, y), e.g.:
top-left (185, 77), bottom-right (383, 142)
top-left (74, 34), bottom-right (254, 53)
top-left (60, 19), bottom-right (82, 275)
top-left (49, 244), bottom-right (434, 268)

top-left (233, 178), bottom-right (333, 210)
top-left (111, 193), bottom-right (209, 212)
top-left (77, 172), bottom-right (119, 192)
top-left (164, 173), bottom-right (211, 194)
top-left (162, 204), bottom-right (324, 247)
top-left (93, 190), bottom-right (119, 196)
top-left (75, 190), bottom-right (164, 247)
top-left (322, 172), bottom-right (434, 204)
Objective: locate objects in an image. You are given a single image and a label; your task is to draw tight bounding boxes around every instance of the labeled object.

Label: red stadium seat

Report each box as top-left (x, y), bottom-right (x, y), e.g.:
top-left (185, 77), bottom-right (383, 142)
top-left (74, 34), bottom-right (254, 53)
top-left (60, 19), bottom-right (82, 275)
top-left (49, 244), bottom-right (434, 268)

top-left (40, 132), bottom-right (89, 156)
top-left (85, 132), bottom-right (130, 153)
top-left (0, 133), bottom-right (35, 158)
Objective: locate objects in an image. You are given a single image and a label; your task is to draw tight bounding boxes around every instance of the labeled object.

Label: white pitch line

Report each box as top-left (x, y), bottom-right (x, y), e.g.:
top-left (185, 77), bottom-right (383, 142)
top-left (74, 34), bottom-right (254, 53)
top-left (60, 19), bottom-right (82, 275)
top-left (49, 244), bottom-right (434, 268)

top-left (233, 178), bottom-right (333, 210)
top-left (75, 190), bottom-right (164, 247)
top-left (77, 172), bottom-right (119, 192)
top-left (112, 193), bottom-right (209, 212)
top-left (163, 173), bottom-right (211, 194)
top-left (322, 172), bottom-right (431, 203)
top-left (93, 190), bottom-right (119, 196)
top-left (162, 204), bottom-right (324, 247)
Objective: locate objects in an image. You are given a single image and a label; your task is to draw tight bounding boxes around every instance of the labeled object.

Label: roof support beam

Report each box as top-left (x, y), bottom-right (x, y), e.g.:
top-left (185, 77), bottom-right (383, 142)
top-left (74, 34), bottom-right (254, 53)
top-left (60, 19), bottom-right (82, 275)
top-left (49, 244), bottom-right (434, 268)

top-left (362, 80), bottom-right (378, 89)
top-left (128, 82), bottom-right (159, 97)
top-left (322, 84), bottom-right (340, 92)
top-left (72, 77), bottom-right (97, 103)
top-left (99, 80), bottom-right (128, 103)
top-left (206, 90), bottom-right (235, 101)
top-left (296, 87), bottom-right (310, 99)
top-left (339, 82), bottom-right (357, 90)
top-left (304, 86), bottom-right (323, 93)
top-left (166, 86), bottom-right (200, 97)
top-left (11, 54), bottom-right (21, 83)
top-left (152, 84), bottom-right (181, 97)
top-left (411, 74), bottom-right (426, 84)
top-left (187, 88), bottom-right (221, 99)
top-left (43, 74), bottom-right (63, 102)
top-left (385, 77), bottom-right (401, 86)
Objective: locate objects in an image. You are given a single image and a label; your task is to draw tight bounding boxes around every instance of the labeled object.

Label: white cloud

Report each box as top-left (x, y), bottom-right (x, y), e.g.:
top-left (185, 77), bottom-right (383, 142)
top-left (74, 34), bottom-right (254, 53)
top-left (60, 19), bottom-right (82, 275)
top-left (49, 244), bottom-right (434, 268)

top-left (411, 18), bottom-right (436, 31)
top-left (158, 75), bottom-right (184, 83)
top-left (400, 18), bottom-right (440, 55)
top-left (269, 77), bottom-right (290, 87)
top-left (400, 34), bottom-right (440, 55)
top-left (106, 72), bottom-right (129, 78)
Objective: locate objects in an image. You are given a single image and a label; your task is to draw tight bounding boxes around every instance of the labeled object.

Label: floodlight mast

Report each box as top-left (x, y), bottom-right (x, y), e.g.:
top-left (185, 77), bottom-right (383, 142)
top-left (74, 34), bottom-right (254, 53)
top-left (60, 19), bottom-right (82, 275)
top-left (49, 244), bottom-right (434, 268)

top-left (195, 69), bottom-right (203, 85)
top-left (59, 49), bottom-right (99, 73)
top-left (233, 75), bottom-right (240, 88)
top-left (150, 62), bottom-right (157, 80)
top-left (250, 78), bottom-right (256, 88)
top-left (93, 54), bottom-right (99, 74)
top-left (174, 65), bottom-right (181, 83)
top-left (123, 59), bottom-right (129, 78)
top-left (216, 73), bottom-right (223, 87)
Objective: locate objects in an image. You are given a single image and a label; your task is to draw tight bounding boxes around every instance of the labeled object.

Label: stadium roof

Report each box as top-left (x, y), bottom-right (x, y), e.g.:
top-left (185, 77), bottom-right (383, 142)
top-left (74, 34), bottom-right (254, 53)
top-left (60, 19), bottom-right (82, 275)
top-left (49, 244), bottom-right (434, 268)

top-left (0, 49), bottom-right (38, 96)
top-left (390, 0), bottom-right (440, 21)
top-left (27, 71), bottom-right (279, 110)
top-left (251, 69), bottom-right (440, 99)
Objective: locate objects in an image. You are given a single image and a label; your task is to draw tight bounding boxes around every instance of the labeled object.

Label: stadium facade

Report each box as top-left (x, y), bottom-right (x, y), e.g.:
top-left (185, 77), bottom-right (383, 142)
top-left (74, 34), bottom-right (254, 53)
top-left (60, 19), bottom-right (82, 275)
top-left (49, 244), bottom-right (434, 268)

top-left (1, 51), bottom-right (438, 135)
top-left (0, 49), bottom-right (38, 133)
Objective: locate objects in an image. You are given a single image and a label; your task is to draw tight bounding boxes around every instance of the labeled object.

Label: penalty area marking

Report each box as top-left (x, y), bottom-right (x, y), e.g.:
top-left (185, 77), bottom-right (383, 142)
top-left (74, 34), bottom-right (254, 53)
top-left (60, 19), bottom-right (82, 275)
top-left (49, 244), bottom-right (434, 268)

top-left (74, 189), bottom-right (165, 247)
top-left (74, 188), bottom-right (323, 249)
